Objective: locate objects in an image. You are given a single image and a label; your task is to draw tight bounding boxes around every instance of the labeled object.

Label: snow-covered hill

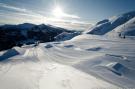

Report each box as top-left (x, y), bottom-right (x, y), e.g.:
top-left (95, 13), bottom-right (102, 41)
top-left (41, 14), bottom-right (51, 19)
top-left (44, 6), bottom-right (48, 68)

top-left (85, 11), bottom-right (135, 37)
top-left (0, 34), bottom-right (135, 89)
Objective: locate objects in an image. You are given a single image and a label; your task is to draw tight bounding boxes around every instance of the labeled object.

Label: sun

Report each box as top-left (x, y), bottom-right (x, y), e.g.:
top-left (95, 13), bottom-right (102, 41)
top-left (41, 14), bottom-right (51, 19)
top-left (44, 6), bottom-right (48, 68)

top-left (52, 6), bottom-right (64, 18)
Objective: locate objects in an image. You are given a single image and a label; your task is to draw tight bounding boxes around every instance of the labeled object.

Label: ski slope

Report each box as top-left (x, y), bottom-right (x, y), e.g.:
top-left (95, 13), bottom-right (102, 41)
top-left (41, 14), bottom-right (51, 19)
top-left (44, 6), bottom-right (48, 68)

top-left (0, 34), bottom-right (135, 89)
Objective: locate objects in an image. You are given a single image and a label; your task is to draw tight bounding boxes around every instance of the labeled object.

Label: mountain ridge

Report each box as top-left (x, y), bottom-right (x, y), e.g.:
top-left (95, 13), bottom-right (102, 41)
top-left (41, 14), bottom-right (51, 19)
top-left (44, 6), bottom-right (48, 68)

top-left (0, 23), bottom-right (78, 51)
top-left (85, 11), bottom-right (135, 37)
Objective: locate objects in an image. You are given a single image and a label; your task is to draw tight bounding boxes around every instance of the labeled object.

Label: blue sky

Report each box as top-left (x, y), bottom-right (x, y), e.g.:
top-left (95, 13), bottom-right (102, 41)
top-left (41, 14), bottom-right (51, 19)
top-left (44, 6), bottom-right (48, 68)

top-left (0, 0), bottom-right (135, 29)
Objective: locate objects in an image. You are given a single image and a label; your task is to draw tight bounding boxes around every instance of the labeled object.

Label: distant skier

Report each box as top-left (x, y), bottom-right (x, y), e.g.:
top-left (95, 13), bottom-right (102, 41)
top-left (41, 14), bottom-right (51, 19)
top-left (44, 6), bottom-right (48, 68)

top-left (123, 35), bottom-right (125, 39)
top-left (118, 32), bottom-right (122, 38)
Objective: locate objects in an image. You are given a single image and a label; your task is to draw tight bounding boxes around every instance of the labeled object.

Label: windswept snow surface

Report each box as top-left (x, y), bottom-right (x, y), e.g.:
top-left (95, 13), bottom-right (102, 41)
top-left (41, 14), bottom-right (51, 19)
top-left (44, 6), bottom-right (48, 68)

top-left (0, 34), bottom-right (135, 89)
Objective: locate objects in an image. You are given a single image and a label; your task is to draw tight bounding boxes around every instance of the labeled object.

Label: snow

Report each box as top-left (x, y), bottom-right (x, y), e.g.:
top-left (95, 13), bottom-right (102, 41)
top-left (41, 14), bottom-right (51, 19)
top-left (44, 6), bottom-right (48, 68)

top-left (0, 44), bottom-right (119, 89)
top-left (107, 17), bottom-right (135, 38)
top-left (0, 33), bottom-right (135, 89)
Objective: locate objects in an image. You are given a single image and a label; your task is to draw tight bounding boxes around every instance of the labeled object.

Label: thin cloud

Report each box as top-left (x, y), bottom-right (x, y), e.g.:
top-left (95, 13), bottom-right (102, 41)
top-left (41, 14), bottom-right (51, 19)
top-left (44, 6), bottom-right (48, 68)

top-left (0, 3), bottom-right (27, 12)
top-left (61, 12), bottom-right (80, 19)
top-left (0, 2), bottom-right (45, 17)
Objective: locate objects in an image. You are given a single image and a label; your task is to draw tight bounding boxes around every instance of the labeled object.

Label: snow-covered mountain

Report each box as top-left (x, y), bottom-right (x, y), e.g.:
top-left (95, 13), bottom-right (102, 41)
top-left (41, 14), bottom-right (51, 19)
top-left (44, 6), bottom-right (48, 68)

top-left (85, 11), bottom-right (135, 37)
top-left (107, 17), bottom-right (135, 38)
top-left (0, 23), bottom-right (78, 51)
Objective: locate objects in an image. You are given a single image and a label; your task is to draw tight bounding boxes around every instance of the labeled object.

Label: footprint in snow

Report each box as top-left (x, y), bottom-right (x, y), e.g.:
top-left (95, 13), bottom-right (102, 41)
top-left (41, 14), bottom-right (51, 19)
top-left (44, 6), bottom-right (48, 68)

top-left (64, 45), bottom-right (74, 48)
top-left (86, 47), bottom-right (102, 51)
top-left (53, 42), bottom-right (61, 44)
top-left (106, 54), bottom-right (130, 62)
top-left (62, 79), bottom-right (72, 88)
top-left (45, 44), bottom-right (53, 48)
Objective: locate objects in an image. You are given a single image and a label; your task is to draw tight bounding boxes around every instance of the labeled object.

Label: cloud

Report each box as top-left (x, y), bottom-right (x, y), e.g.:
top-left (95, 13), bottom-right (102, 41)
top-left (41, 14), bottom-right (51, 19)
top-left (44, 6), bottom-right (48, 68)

top-left (54, 22), bottom-right (90, 30)
top-left (61, 12), bottom-right (80, 19)
top-left (0, 3), bottom-right (47, 24)
top-left (0, 3), bottom-right (27, 12)
top-left (45, 18), bottom-right (91, 30)
top-left (0, 2), bottom-right (47, 21)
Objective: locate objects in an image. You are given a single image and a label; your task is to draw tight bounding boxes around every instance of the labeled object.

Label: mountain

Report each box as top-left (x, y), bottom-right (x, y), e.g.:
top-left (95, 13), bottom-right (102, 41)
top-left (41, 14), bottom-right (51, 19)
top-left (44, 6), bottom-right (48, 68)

top-left (107, 17), bottom-right (135, 38)
top-left (0, 23), bottom-right (78, 51)
top-left (0, 23), bottom-right (35, 30)
top-left (84, 11), bottom-right (135, 37)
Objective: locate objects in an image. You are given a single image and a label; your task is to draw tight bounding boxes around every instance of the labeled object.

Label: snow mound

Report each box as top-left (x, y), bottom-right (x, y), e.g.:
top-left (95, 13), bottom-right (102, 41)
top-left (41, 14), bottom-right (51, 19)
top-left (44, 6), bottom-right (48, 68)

top-left (85, 11), bottom-right (135, 36)
top-left (0, 49), bottom-right (19, 61)
top-left (45, 44), bottom-right (53, 48)
top-left (64, 45), bottom-right (74, 48)
top-left (106, 62), bottom-right (127, 76)
top-left (86, 47), bottom-right (102, 51)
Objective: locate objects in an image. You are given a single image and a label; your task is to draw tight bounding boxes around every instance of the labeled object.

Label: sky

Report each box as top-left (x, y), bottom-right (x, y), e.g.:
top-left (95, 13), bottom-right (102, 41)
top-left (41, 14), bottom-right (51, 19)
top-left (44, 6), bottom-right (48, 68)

top-left (0, 0), bottom-right (135, 30)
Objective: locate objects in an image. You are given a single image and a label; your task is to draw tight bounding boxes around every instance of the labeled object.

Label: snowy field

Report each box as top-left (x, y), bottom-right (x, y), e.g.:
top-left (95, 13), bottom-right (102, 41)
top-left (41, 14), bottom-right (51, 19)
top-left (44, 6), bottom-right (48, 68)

top-left (0, 34), bottom-right (135, 89)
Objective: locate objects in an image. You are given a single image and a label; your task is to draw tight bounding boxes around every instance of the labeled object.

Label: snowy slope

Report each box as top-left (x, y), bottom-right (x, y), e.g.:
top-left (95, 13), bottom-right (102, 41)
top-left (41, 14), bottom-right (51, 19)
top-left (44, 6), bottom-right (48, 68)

top-left (0, 34), bottom-right (135, 89)
top-left (85, 11), bottom-right (135, 36)
top-left (107, 17), bottom-right (135, 38)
